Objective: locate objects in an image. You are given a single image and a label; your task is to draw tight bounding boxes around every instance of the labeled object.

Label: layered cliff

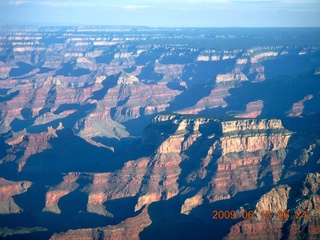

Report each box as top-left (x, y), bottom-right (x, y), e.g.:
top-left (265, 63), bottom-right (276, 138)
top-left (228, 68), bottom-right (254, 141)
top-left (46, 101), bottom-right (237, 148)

top-left (43, 173), bottom-right (80, 214)
top-left (0, 178), bottom-right (32, 214)
top-left (35, 114), bottom-right (293, 219)
top-left (1, 125), bottom-right (60, 172)
top-left (66, 114), bottom-right (293, 217)
top-left (225, 173), bottom-right (320, 240)
top-left (99, 72), bottom-right (181, 123)
top-left (149, 114), bottom-right (292, 204)
top-left (50, 206), bottom-right (151, 240)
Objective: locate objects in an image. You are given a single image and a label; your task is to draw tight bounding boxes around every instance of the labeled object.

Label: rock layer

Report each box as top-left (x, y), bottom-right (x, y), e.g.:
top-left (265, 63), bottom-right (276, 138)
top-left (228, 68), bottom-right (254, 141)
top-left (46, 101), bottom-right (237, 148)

top-left (225, 173), bottom-right (320, 240)
top-left (0, 178), bottom-right (32, 214)
top-left (50, 206), bottom-right (151, 240)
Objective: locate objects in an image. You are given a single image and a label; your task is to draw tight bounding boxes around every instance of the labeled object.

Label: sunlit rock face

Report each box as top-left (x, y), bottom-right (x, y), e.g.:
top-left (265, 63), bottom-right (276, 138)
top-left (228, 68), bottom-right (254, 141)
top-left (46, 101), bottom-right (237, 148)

top-left (50, 207), bottom-right (152, 240)
top-left (0, 178), bottom-right (32, 214)
top-left (18, 114), bottom-right (291, 219)
top-left (77, 114), bottom-right (292, 214)
top-left (43, 173), bottom-right (80, 214)
top-left (225, 173), bottom-right (320, 240)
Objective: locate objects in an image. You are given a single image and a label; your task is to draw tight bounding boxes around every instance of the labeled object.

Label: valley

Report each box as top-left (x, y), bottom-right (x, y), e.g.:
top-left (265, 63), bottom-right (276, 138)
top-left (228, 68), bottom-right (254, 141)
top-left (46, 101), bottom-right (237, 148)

top-left (0, 26), bottom-right (319, 239)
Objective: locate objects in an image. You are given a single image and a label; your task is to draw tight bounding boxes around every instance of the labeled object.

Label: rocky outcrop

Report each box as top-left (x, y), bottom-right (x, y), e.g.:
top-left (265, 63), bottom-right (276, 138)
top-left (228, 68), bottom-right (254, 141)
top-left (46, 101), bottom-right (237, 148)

top-left (0, 113), bottom-right (296, 221)
top-left (134, 152), bottom-right (182, 211)
top-left (235, 100), bottom-right (264, 118)
top-left (117, 72), bottom-right (139, 84)
top-left (0, 74), bottom-right (102, 134)
top-left (50, 206), bottom-right (151, 240)
top-left (287, 174), bottom-right (320, 239)
top-left (255, 185), bottom-right (291, 217)
top-left (220, 132), bottom-right (290, 154)
top-left (148, 114), bottom-right (292, 205)
top-left (79, 150), bottom-right (183, 214)
top-left (96, 114), bottom-right (291, 211)
top-left (248, 63), bottom-right (266, 82)
top-left (180, 195), bottom-right (203, 215)
top-left (83, 158), bottom-right (149, 216)
top-left (196, 50), bottom-right (239, 62)
top-left (3, 126), bottom-right (59, 172)
top-left (244, 47), bottom-right (281, 63)
top-left (43, 173), bottom-right (80, 214)
top-left (225, 173), bottom-right (320, 240)
top-left (226, 218), bottom-right (286, 240)
top-left (178, 84), bottom-right (230, 114)
top-left (75, 109), bottom-right (130, 139)
top-left (216, 72), bottom-right (248, 83)
top-left (104, 73), bottom-right (180, 122)
top-left (154, 62), bottom-right (184, 82)
top-left (287, 94), bottom-right (313, 117)
top-left (220, 119), bottom-right (284, 133)
top-left (0, 178), bottom-right (32, 214)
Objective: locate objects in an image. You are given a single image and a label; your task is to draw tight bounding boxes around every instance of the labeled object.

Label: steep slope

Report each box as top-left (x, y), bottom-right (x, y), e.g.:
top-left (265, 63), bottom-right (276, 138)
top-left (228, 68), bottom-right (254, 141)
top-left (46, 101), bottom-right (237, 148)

top-left (60, 114), bottom-right (293, 215)
top-left (0, 178), bottom-right (32, 214)
top-left (50, 207), bottom-right (151, 240)
top-left (225, 173), bottom-right (320, 240)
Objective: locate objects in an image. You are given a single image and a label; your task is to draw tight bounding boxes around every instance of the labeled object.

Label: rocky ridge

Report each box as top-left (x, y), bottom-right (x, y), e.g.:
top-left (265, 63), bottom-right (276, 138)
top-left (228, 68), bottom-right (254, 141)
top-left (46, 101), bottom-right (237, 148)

top-left (225, 173), bottom-right (320, 240)
top-left (0, 178), bottom-right (32, 214)
top-left (50, 207), bottom-right (151, 240)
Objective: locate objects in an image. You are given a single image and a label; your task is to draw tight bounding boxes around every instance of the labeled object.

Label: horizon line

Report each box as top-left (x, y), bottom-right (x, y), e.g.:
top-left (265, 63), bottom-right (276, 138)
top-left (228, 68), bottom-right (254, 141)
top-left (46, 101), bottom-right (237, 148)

top-left (1, 24), bottom-right (320, 29)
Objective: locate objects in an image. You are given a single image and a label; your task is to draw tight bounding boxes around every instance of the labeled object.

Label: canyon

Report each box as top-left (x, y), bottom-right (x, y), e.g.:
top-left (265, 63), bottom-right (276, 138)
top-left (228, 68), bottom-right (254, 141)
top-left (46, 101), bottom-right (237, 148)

top-left (0, 26), bottom-right (319, 239)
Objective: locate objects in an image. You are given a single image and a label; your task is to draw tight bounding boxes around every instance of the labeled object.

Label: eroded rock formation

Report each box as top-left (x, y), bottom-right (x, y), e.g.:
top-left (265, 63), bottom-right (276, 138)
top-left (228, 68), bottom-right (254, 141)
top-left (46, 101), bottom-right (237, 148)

top-left (225, 173), bottom-right (320, 240)
top-left (0, 178), bottom-right (32, 214)
top-left (50, 207), bottom-right (151, 240)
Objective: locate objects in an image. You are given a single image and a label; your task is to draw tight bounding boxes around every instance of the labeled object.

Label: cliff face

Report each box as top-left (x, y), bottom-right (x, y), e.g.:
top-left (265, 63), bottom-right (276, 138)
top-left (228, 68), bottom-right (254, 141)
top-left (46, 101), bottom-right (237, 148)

top-left (50, 206), bottom-right (151, 240)
top-left (100, 73), bottom-right (180, 123)
top-left (287, 94), bottom-right (313, 117)
top-left (255, 185), bottom-right (291, 215)
top-left (147, 114), bottom-right (292, 205)
top-left (20, 114), bottom-right (291, 223)
top-left (235, 100), bottom-right (264, 118)
top-left (83, 157), bottom-right (150, 216)
top-left (225, 173), bottom-right (320, 240)
top-left (69, 114), bottom-right (293, 216)
top-left (0, 68), bottom-right (180, 141)
top-left (0, 178), bottom-right (32, 214)
top-left (43, 173), bottom-right (79, 214)
top-left (1, 125), bottom-right (59, 172)
top-left (220, 119), bottom-right (284, 133)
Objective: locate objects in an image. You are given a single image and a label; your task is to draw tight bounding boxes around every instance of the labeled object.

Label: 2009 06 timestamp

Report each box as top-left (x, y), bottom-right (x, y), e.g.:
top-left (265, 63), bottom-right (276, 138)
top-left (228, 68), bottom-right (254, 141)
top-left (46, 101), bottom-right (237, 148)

top-left (212, 210), bottom-right (308, 220)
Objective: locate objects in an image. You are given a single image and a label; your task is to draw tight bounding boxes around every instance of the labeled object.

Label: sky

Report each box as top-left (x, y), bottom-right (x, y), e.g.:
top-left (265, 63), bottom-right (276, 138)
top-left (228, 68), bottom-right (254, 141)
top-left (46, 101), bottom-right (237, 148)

top-left (0, 0), bottom-right (320, 27)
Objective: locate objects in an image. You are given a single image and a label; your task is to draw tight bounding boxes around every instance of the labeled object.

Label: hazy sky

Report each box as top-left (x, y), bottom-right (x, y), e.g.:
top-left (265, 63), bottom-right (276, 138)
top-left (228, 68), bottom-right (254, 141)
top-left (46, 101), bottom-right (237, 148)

top-left (0, 0), bottom-right (320, 27)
